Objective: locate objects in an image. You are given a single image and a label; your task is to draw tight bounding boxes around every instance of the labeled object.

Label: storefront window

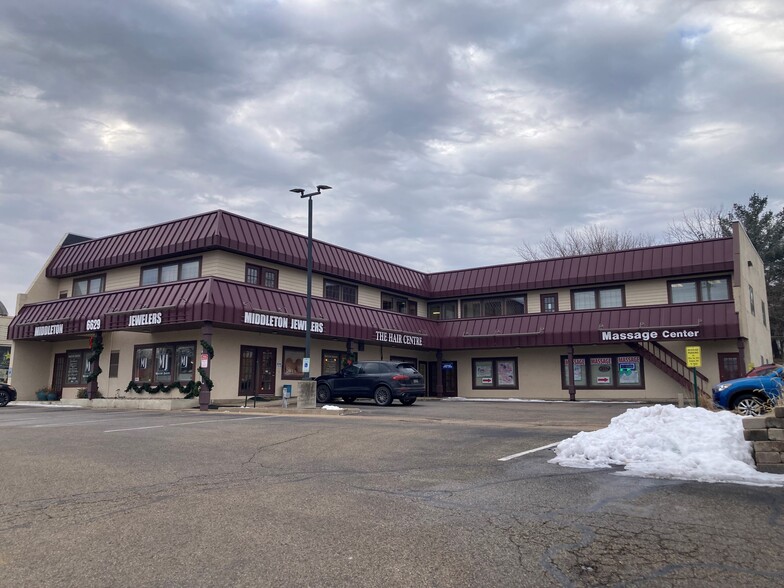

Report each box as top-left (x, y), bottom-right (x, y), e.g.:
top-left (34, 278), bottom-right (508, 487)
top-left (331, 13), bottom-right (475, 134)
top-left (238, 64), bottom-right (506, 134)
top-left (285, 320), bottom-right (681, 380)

top-left (562, 357), bottom-right (587, 387)
top-left (617, 356), bottom-right (641, 386)
top-left (176, 345), bottom-right (195, 380)
top-left (590, 357), bottom-right (614, 386)
top-left (472, 358), bottom-right (518, 389)
top-left (283, 347), bottom-right (305, 379)
top-left (561, 354), bottom-right (644, 389)
top-left (134, 348), bottom-right (154, 383)
top-left (133, 342), bottom-right (196, 384)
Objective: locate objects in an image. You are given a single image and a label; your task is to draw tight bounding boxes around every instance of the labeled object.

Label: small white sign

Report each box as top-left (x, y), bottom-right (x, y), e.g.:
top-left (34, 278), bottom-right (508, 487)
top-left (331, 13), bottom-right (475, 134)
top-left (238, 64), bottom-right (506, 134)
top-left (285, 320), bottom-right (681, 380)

top-left (303, 357), bottom-right (311, 372)
top-left (200, 353), bottom-right (209, 369)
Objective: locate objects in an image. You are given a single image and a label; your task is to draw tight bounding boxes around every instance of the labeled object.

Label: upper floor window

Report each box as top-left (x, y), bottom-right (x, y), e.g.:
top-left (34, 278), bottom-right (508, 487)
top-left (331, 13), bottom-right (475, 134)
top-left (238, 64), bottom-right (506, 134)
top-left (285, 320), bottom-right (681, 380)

top-left (762, 301), bottom-right (768, 326)
top-left (73, 275), bottom-right (105, 297)
top-left (382, 293), bottom-right (417, 316)
top-left (668, 276), bottom-right (730, 304)
top-left (462, 295), bottom-right (526, 318)
top-left (572, 286), bottom-right (623, 310)
top-left (541, 293), bottom-right (558, 313)
top-left (428, 301), bottom-right (458, 320)
top-left (141, 258), bottom-right (200, 286)
top-left (324, 279), bottom-right (358, 304)
top-left (245, 264), bottom-right (279, 289)
top-left (749, 285), bottom-right (756, 316)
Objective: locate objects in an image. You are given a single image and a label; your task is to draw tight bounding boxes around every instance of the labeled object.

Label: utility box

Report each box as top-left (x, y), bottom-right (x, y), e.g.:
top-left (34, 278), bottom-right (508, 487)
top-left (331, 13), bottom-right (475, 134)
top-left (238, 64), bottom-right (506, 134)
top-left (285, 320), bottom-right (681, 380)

top-left (282, 384), bottom-right (292, 398)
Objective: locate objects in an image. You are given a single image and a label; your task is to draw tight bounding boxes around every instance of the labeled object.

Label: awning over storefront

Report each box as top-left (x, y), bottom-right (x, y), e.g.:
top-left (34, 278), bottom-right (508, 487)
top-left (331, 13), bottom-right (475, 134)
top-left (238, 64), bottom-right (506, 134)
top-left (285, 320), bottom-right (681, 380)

top-left (9, 279), bottom-right (741, 350)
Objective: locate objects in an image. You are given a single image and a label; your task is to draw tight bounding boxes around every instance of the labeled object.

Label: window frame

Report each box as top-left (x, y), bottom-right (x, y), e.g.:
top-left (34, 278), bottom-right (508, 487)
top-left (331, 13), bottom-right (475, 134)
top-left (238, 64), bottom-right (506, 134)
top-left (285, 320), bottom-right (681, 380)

top-left (323, 278), bottom-right (358, 304)
top-left (570, 286), bottom-right (625, 310)
top-left (63, 349), bottom-right (92, 387)
top-left (471, 357), bottom-right (519, 390)
top-left (381, 292), bottom-right (418, 316)
top-left (427, 300), bottom-right (458, 320)
top-left (666, 276), bottom-right (731, 304)
top-left (72, 274), bottom-right (106, 297)
top-left (139, 258), bottom-right (202, 287)
top-left (460, 294), bottom-right (527, 319)
top-left (108, 350), bottom-right (120, 379)
top-left (560, 353), bottom-right (645, 390)
top-left (131, 341), bottom-right (197, 384)
top-left (245, 263), bottom-right (279, 289)
top-left (283, 346), bottom-right (306, 380)
top-left (540, 293), bottom-right (558, 313)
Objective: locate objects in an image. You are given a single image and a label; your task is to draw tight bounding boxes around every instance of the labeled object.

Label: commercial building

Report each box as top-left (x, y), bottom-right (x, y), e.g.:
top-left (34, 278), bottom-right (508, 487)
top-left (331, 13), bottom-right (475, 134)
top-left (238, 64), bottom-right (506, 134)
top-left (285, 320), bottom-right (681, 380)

top-left (8, 210), bottom-right (772, 405)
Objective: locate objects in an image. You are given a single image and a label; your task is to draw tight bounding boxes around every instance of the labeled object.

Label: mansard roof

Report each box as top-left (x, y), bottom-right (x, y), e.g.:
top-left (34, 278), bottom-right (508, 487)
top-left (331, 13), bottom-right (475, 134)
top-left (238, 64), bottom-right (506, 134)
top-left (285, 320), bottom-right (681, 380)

top-left (45, 209), bottom-right (734, 298)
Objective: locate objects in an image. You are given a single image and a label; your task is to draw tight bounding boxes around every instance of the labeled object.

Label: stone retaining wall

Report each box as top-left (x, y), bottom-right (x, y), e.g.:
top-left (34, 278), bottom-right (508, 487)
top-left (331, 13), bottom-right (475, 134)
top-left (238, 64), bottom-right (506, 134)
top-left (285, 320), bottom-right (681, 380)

top-left (743, 406), bottom-right (784, 474)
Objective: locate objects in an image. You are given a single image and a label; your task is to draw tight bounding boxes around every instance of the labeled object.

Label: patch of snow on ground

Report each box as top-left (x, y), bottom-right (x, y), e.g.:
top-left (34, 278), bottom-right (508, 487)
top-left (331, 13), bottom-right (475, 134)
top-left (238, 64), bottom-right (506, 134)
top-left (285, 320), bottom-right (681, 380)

top-left (321, 405), bottom-right (343, 411)
top-left (9, 402), bottom-right (81, 409)
top-left (550, 404), bottom-right (784, 487)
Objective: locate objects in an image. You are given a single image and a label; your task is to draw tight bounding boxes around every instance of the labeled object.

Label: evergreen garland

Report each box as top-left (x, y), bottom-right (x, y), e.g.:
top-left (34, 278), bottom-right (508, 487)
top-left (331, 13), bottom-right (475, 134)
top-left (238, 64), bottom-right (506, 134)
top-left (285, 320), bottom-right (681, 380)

top-left (125, 380), bottom-right (201, 396)
top-left (85, 334), bottom-right (104, 383)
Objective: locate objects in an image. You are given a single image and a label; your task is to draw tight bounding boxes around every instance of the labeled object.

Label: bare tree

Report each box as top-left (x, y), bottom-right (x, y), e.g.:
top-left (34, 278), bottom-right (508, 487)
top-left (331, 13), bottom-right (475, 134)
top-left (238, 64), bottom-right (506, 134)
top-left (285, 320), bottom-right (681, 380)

top-left (666, 207), bottom-right (728, 242)
top-left (517, 224), bottom-right (658, 261)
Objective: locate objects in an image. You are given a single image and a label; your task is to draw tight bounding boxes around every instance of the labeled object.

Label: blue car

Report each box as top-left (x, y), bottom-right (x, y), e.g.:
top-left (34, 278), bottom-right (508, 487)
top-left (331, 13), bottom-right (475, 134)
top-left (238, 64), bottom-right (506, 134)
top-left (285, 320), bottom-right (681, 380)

top-left (712, 367), bottom-right (783, 416)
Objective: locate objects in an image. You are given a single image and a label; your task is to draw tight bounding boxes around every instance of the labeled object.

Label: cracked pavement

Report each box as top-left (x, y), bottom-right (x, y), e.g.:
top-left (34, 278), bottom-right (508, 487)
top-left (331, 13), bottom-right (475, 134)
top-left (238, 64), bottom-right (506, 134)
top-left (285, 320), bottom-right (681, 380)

top-left (1, 401), bottom-right (782, 587)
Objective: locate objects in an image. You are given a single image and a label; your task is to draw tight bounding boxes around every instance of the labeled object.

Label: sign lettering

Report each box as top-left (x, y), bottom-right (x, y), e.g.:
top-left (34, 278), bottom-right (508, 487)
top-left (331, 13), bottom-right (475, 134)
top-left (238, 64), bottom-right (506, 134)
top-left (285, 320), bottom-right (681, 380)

top-left (128, 312), bottom-right (163, 327)
top-left (243, 312), bottom-right (324, 333)
top-left (600, 329), bottom-right (700, 342)
top-left (374, 330), bottom-right (423, 347)
top-left (34, 324), bottom-right (64, 337)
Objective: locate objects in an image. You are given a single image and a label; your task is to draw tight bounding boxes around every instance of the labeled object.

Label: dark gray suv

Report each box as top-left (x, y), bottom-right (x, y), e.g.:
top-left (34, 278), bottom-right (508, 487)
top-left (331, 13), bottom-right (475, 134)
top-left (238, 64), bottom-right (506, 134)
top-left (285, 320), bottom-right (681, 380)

top-left (315, 361), bottom-right (426, 406)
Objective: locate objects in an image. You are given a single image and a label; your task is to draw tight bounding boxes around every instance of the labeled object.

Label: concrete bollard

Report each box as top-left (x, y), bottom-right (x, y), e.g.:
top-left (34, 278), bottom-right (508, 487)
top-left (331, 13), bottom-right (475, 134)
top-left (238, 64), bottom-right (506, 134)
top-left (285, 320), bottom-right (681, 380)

top-left (297, 381), bottom-right (317, 409)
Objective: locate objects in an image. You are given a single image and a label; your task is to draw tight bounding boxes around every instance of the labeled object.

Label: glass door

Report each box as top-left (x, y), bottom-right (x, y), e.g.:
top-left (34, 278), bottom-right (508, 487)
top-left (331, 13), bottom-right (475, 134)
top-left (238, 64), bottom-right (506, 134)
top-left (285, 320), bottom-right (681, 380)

top-left (238, 346), bottom-right (277, 396)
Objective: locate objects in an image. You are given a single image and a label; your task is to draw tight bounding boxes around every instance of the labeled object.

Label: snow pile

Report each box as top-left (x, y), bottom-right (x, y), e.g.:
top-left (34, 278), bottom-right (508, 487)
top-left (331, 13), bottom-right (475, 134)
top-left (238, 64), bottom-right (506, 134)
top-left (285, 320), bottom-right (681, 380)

top-left (550, 404), bottom-right (784, 487)
top-left (321, 405), bottom-right (343, 411)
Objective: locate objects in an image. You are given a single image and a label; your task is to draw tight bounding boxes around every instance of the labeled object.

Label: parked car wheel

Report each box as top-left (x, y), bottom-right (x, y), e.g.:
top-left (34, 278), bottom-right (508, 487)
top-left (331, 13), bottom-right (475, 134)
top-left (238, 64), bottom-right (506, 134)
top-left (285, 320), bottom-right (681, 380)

top-left (316, 384), bottom-right (332, 404)
top-left (0, 390), bottom-right (10, 407)
top-left (374, 385), bottom-right (393, 406)
top-left (342, 396), bottom-right (356, 404)
top-left (732, 393), bottom-right (768, 416)
top-left (400, 396), bottom-right (417, 406)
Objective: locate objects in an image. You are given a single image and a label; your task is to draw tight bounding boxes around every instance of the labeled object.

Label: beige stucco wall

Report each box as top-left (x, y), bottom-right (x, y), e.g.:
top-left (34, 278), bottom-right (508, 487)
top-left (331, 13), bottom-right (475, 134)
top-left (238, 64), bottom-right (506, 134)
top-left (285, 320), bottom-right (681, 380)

top-left (733, 222), bottom-right (774, 367)
top-left (8, 340), bottom-right (54, 399)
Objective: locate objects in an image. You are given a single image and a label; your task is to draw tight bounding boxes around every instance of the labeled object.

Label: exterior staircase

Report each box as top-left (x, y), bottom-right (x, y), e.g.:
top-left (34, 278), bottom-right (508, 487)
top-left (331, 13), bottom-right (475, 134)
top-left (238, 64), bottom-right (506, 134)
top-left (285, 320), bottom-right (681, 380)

top-left (626, 340), bottom-right (710, 401)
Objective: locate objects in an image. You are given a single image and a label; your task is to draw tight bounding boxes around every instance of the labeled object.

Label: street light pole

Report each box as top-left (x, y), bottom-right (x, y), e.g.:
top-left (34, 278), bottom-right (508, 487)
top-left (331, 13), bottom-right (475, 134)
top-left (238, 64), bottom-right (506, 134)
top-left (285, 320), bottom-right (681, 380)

top-left (290, 185), bottom-right (331, 381)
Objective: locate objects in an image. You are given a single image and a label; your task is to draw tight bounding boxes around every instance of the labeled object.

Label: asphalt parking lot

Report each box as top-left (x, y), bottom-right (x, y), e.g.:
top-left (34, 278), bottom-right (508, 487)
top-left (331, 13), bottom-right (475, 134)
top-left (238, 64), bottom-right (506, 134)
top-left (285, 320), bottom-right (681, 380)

top-left (2, 400), bottom-right (783, 587)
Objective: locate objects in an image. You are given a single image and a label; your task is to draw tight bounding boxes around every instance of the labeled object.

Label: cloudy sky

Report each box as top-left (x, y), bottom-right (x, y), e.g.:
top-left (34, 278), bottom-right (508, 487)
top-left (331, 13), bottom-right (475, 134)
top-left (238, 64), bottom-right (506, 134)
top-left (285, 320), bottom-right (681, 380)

top-left (1, 0), bottom-right (783, 312)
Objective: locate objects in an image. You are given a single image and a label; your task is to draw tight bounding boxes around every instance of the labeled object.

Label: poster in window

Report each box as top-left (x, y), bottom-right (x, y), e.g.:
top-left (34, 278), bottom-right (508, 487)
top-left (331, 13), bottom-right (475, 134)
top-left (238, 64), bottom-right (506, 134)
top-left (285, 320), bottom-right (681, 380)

top-left (156, 347), bottom-right (173, 383)
top-left (176, 345), bottom-right (195, 380)
top-left (474, 360), bottom-right (494, 387)
top-left (322, 352), bottom-right (340, 376)
top-left (590, 357), bottom-right (613, 386)
top-left (135, 348), bottom-right (153, 383)
top-left (66, 353), bottom-right (82, 385)
top-left (617, 355), bottom-right (641, 386)
top-left (283, 347), bottom-right (305, 379)
top-left (562, 358), bottom-right (587, 386)
top-left (496, 360), bottom-right (516, 387)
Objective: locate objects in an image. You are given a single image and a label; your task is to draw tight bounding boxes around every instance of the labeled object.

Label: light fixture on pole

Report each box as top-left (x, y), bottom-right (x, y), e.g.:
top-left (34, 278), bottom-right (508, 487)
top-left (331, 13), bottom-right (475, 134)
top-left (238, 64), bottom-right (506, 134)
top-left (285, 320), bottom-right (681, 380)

top-left (290, 184), bottom-right (332, 381)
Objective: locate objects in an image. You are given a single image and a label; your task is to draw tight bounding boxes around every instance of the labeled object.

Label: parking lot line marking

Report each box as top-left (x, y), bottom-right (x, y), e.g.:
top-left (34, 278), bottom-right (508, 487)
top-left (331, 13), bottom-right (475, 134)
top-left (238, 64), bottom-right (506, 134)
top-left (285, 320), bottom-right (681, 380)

top-left (104, 415), bottom-right (276, 433)
top-left (498, 442), bottom-right (560, 461)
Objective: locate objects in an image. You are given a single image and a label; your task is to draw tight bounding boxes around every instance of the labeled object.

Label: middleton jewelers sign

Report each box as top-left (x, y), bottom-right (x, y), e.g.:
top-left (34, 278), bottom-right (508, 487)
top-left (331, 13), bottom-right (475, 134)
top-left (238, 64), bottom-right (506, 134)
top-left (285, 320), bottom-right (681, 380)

top-left (244, 312), bottom-right (324, 333)
top-left (600, 328), bottom-right (701, 342)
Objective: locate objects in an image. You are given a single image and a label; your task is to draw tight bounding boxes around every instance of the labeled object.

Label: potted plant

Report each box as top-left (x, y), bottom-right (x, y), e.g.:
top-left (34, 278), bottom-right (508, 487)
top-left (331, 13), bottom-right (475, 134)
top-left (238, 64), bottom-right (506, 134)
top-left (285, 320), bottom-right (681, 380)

top-left (36, 387), bottom-right (50, 401)
top-left (46, 389), bottom-right (59, 401)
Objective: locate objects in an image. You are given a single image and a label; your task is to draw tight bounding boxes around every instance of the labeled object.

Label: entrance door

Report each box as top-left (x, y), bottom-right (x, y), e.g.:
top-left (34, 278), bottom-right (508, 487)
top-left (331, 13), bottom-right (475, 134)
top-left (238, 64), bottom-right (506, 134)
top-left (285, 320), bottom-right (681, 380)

top-left (51, 353), bottom-right (66, 400)
top-left (427, 361), bottom-right (458, 397)
top-left (238, 346), bottom-right (277, 396)
top-left (718, 353), bottom-right (742, 382)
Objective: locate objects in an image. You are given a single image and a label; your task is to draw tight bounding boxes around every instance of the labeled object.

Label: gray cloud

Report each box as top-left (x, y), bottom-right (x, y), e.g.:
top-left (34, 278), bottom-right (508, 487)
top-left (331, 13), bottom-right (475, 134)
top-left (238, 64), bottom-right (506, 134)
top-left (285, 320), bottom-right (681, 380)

top-left (1, 0), bottom-right (783, 310)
